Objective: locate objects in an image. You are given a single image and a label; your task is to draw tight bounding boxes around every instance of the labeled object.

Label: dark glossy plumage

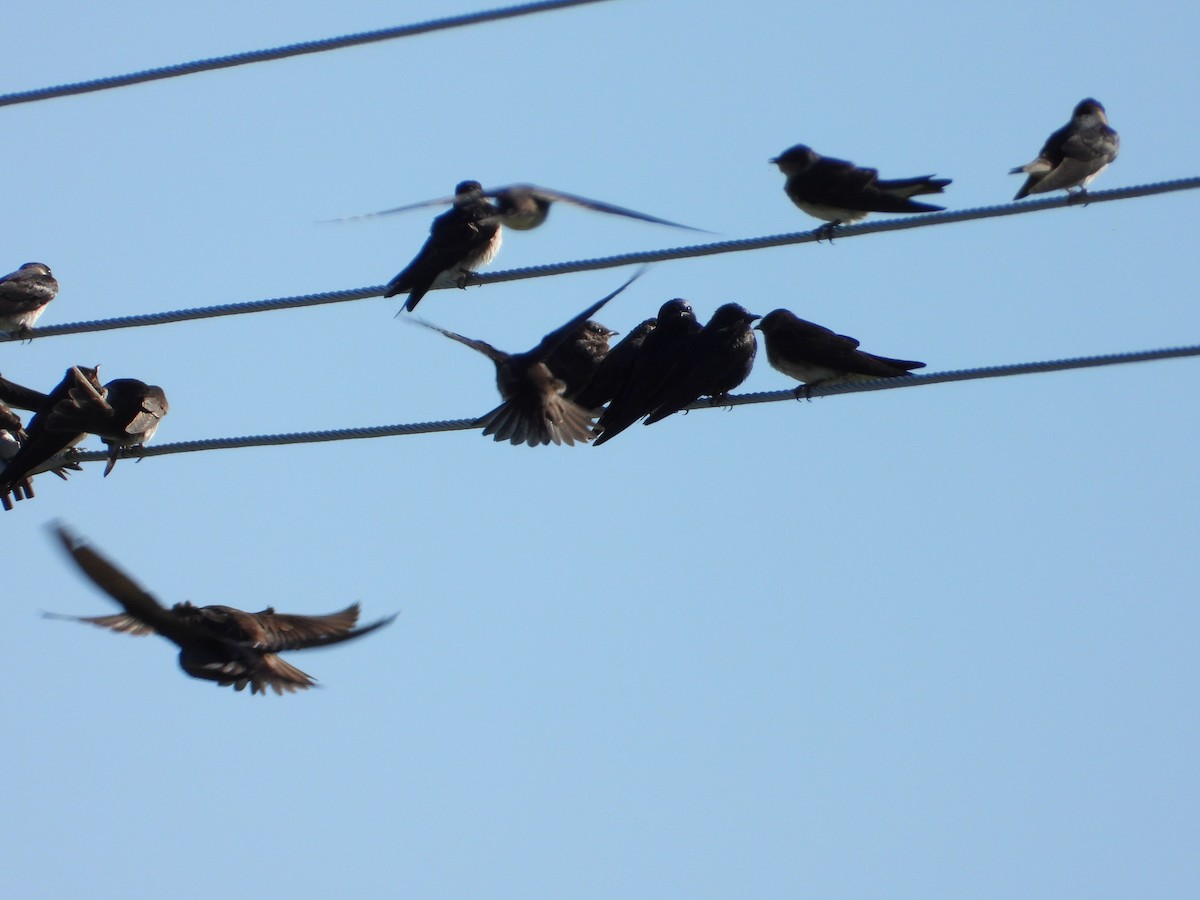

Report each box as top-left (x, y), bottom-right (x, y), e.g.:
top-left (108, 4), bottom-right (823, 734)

top-left (50, 526), bottom-right (395, 695)
top-left (593, 300), bottom-right (701, 445)
top-left (756, 309), bottom-right (925, 397)
top-left (642, 303), bottom-right (760, 425)
top-left (573, 317), bottom-right (657, 410)
top-left (414, 273), bottom-right (639, 446)
top-left (1010, 99), bottom-right (1119, 200)
top-left (384, 181), bottom-right (503, 311)
top-left (543, 320), bottom-right (617, 400)
top-left (0, 262), bottom-right (58, 337)
top-left (772, 145), bottom-right (950, 234)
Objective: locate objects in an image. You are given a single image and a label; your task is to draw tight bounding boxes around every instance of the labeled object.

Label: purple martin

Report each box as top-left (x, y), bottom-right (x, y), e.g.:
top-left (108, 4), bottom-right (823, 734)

top-left (772, 145), bottom-right (950, 238)
top-left (755, 309), bottom-right (925, 398)
top-left (1010, 99), bottom-right (1119, 200)
top-left (383, 180), bottom-right (503, 312)
top-left (0, 372), bottom-right (51, 412)
top-left (593, 299), bottom-right (702, 445)
top-left (49, 526), bottom-right (396, 695)
top-left (0, 366), bottom-right (101, 509)
top-left (543, 320), bottom-right (618, 400)
top-left (573, 316), bottom-right (657, 411)
top-left (413, 273), bottom-right (641, 446)
top-left (641, 303), bottom-right (760, 426)
top-left (47, 377), bottom-right (169, 475)
top-left (349, 183), bottom-right (704, 233)
top-left (0, 263), bottom-right (58, 338)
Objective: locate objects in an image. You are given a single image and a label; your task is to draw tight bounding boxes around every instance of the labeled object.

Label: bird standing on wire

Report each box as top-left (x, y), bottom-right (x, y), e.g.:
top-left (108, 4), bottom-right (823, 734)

top-left (49, 526), bottom-right (396, 695)
top-left (755, 309), bottom-right (925, 398)
top-left (1010, 98), bottom-right (1119, 201)
top-left (771, 145), bottom-right (950, 240)
top-left (383, 180), bottom-right (503, 312)
top-left (0, 262), bottom-right (58, 338)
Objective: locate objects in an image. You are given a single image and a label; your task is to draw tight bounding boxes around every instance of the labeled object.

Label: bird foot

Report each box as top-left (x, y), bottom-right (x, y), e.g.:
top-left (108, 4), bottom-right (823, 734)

top-left (455, 271), bottom-right (479, 289)
top-left (706, 394), bottom-right (735, 411)
top-left (813, 222), bottom-right (841, 243)
top-left (791, 385), bottom-right (814, 402)
top-left (1067, 188), bottom-right (1090, 207)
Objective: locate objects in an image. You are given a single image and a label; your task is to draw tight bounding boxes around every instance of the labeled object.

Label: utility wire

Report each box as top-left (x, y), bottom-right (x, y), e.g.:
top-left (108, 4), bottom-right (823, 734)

top-left (65, 343), bottom-right (1200, 464)
top-left (0, 0), bottom-right (613, 108)
top-left (6, 177), bottom-right (1195, 344)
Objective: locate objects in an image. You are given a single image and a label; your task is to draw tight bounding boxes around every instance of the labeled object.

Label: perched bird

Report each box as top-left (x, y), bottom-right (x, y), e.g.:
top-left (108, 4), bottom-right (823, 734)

top-left (543, 320), bottom-right (618, 400)
top-left (772, 145), bottom-right (950, 238)
top-left (573, 316), bottom-right (658, 411)
top-left (0, 366), bottom-right (101, 508)
top-left (755, 309), bottom-right (925, 398)
top-left (49, 526), bottom-right (395, 695)
top-left (47, 376), bottom-right (169, 475)
top-left (1010, 99), bottom-right (1119, 200)
top-left (0, 372), bottom-right (50, 411)
top-left (593, 299), bottom-right (702, 445)
top-left (344, 183), bottom-right (704, 233)
top-left (383, 180), bottom-right (503, 312)
top-left (413, 272), bottom-right (641, 446)
top-left (642, 303), bottom-right (760, 426)
top-left (0, 263), bottom-right (58, 338)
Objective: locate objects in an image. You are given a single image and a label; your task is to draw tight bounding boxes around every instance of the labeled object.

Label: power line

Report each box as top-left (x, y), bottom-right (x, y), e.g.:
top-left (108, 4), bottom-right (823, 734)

top-left (0, 0), bottom-right (614, 108)
top-left (63, 343), bottom-right (1200, 464)
top-left (6, 177), bottom-right (1196, 344)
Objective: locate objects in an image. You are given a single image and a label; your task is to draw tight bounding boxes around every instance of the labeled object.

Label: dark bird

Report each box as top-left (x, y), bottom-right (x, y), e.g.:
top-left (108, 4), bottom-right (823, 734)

top-left (593, 299), bottom-right (702, 445)
top-left (0, 263), bottom-right (58, 338)
top-left (47, 376), bottom-right (169, 475)
top-left (772, 145), bottom-right (950, 238)
top-left (383, 180), bottom-right (503, 312)
top-left (543, 320), bottom-right (618, 400)
top-left (755, 309), bottom-right (925, 398)
top-left (413, 272), bottom-right (641, 446)
top-left (0, 372), bottom-right (51, 411)
top-left (573, 316), bottom-right (657, 410)
top-left (1010, 98), bottom-right (1119, 200)
top-left (344, 183), bottom-right (704, 233)
top-left (642, 303), bottom-right (760, 426)
top-left (0, 366), bottom-right (101, 509)
top-left (49, 526), bottom-right (396, 695)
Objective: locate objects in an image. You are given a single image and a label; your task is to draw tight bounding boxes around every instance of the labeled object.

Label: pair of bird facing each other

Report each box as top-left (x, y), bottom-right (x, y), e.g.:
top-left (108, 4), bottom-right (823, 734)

top-left (49, 526), bottom-right (395, 695)
top-left (0, 366), bottom-right (168, 510)
top-left (774, 98), bottom-right (1119, 237)
top-left (412, 274), bottom-right (924, 448)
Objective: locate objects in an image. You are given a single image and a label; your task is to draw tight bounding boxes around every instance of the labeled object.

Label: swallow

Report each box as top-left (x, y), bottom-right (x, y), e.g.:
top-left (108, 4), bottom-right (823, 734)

top-left (413, 272), bottom-right (641, 446)
top-left (344, 183), bottom-right (704, 233)
top-left (573, 316), bottom-right (657, 411)
top-left (0, 372), bottom-right (50, 411)
top-left (642, 304), bottom-right (760, 426)
top-left (543, 320), bottom-right (618, 400)
top-left (1010, 99), bottom-right (1119, 200)
top-left (0, 366), bottom-right (101, 508)
top-left (47, 377), bottom-right (169, 475)
top-left (593, 299), bottom-right (702, 445)
top-left (382, 180), bottom-right (503, 312)
top-left (772, 145), bottom-right (950, 238)
top-left (755, 309), bottom-right (925, 398)
top-left (0, 263), bottom-right (58, 338)
top-left (49, 526), bottom-right (396, 695)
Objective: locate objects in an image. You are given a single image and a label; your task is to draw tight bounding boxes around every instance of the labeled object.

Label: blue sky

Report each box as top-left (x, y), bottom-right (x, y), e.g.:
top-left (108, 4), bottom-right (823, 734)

top-left (4, 2), bottom-right (1199, 897)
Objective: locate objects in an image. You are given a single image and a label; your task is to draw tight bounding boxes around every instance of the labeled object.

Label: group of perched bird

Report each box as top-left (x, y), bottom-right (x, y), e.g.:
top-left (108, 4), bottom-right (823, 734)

top-left (6, 98), bottom-right (1118, 692)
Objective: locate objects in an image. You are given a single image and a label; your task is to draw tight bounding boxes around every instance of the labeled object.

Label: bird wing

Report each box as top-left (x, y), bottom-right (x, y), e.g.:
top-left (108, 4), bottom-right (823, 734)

top-left (504, 184), bottom-right (709, 232)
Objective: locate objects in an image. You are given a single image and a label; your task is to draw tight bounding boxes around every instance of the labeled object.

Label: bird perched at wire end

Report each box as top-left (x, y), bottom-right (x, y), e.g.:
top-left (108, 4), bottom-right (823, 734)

top-left (755, 309), bottom-right (925, 399)
top-left (383, 180), bottom-right (503, 312)
top-left (772, 145), bottom-right (950, 240)
top-left (0, 262), bottom-right (58, 339)
top-left (1010, 98), bottom-right (1119, 201)
top-left (48, 525), bottom-right (396, 695)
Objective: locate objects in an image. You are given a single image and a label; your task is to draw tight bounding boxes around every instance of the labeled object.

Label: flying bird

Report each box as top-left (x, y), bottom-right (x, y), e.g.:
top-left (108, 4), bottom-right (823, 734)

top-left (49, 526), bottom-right (396, 695)
top-left (593, 299), bottom-right (702, 445)
top-left (755, 309), bottom-right (925, 398)
top-left (344, 183), bottom-right (704, 233)
top-left (413, 271), bottom-right (641, 446)
top-left (1010, 98), bottom-right (1119, 200)
top-left (47, 376), bottom-right (169, 475)
top-left (772, 145), bottom-right (950, 239)
top-left (0, 263), bottom-right (58, 338)
top-left (642, 303), bottom-right (760, 426)
top-left (383, 180), bottom-right (503, 312)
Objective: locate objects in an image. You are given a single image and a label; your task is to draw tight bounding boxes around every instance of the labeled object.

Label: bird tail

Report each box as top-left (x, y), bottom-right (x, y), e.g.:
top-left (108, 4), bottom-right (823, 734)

top-left (480, 398), bottom-right (596, 447)
top-left (876, 176), bottom-right (951, 198)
